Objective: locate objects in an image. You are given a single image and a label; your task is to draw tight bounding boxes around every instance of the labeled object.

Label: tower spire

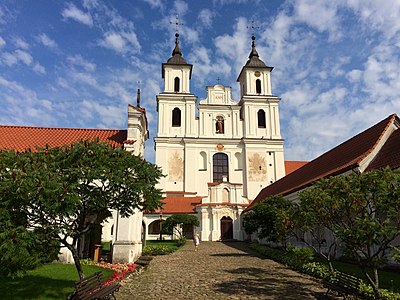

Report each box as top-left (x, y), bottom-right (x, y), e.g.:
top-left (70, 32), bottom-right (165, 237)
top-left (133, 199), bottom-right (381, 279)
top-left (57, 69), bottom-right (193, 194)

top-left (136, 80), bottom-right (140, 107)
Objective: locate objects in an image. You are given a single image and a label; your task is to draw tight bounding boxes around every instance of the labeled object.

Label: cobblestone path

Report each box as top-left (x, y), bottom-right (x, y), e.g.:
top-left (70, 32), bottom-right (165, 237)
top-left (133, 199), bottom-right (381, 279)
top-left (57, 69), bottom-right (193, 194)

top-left (117, 242), bottom-right (327, 300)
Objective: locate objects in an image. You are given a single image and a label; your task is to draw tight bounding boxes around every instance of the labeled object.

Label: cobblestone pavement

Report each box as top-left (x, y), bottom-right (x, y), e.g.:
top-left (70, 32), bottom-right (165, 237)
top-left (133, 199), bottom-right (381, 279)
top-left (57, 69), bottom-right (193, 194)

top-left (117, 242), bottom-right (327, 300)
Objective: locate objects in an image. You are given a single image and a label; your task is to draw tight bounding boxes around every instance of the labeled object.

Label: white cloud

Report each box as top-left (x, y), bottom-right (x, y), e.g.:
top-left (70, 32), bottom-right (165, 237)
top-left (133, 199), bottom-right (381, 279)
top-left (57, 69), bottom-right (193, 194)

top-left (1, 49), bottom-right (32, 66)
top-left (0, 76), bottom-right (57, 126)
top-left (33, 63), bottom-right (46, 74)
top-left (143, 0), bottom-right (165, 11)
top-left (13, 37), bottom-right (29, 50)
top-left (212, 0), bottom-right (259, 5)
top-left (62, 3), bottom-right (93, 27)
top-left (345, 0), bottom-right (400, 39)
top-left (346, 69), bottom-right (362, 83)
top-left (71, 72), bottom-right (98, 86)
top-left (198, 9), bottom-right (214, 28)
top-left (0, 36), bottom-right (5, 47)
top-left (293, 0), bottom-right (342, 41)
top-left (80, 99), bottom-right (125, 128)
top-left (173, 0), bottom-right (189, 16)
top-left (67, 55), bottom-right (96, 72)
top-left (99, 31), bottom-right (141, 54)
top-left (37, 33), bottom-right (58, 49)
top-left (214, 17), bottom-right (249, 73)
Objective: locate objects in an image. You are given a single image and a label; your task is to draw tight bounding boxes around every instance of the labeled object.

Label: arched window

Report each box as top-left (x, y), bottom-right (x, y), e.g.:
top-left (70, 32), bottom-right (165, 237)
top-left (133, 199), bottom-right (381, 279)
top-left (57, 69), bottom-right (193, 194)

top-left (199, 151), bottom-right (207, 170)
top-left (174, 77), bottom-right (180, 92)
top-left (215, 116), bottom-right (224, 134)
top-left (256, 79), bottom-right (261, 94)
top-left (172, 107), bottom-right (181, 127)
top-left (213, 153), bottom-right (229, 182)
top-left (258, 109), bottom-right (266, 128)
top-left (148, 220), bottom-right (162, 234)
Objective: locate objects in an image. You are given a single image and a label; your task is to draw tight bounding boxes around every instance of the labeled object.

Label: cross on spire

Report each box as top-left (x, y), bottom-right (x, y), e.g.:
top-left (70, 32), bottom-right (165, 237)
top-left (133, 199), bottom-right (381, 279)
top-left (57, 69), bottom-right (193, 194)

top-left (247, 19), bottom-right (260, 39)
top-left (170, 14), bottom-right (184, 34)
top-left (217, 77), bottom-right (221, 84)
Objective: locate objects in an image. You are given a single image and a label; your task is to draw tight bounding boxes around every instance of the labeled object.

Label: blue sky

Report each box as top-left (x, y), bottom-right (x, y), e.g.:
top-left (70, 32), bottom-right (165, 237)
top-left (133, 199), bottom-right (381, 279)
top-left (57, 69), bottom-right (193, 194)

top-left (1, 0), bottom-right (399, 163)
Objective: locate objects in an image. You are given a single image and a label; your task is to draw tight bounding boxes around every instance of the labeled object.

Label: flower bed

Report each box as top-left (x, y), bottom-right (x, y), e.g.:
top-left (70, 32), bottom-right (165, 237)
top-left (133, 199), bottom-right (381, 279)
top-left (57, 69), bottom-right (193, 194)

top-left (81, 259), bottom-right (136, 285)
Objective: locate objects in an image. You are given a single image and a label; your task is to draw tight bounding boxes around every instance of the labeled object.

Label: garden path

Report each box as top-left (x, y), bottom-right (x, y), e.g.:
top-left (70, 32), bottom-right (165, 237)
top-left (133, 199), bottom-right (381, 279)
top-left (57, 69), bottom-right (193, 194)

top-left (116, 241), bottom-right (328, 300)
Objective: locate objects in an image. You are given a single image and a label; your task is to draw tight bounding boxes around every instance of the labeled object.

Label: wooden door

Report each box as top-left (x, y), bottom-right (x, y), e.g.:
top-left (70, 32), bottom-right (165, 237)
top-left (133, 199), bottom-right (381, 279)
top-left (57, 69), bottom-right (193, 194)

top-left (220, 216), bottom-right (233, 240)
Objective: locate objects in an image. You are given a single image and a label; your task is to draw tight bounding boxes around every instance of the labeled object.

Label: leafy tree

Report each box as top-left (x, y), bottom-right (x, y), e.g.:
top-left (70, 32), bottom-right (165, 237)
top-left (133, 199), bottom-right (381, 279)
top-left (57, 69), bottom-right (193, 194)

top-left (300, 168), bottom-right (400, 299)
top-left (0, 140), bottom-right (163, 279)
top-left (243, 195), bottom-right (297, 248)
top-left (162, 214), bottom-right (199, 241)
top-left (295, 191), bottom-right (341, 273)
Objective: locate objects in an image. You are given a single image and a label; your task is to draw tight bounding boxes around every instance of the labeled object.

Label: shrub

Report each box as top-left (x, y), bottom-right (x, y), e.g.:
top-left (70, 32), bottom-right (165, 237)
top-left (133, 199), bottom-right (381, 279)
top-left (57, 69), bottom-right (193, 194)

top-left (142, 245), bottom-right (175, 256)
top-left (301, 262), bottom-right (330, 278)
top-left (285, 245), bottom-right (315, 268)
top-left (176, 237), bottom-right (186, 247)
top-left (358, 282), bottom-right (400, 300)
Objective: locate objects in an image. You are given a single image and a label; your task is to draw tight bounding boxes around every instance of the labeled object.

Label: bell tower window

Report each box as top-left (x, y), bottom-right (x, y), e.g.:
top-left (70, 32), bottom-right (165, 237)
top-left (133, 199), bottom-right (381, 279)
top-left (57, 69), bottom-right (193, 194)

top-left (256, 79), bottom-right (261, 94)
top-left (172, 107), bottom-right (181, 127)
top-left (174, 77), bottom-right (180, 92)
top-left (258, 109), bottom-right (266, 128)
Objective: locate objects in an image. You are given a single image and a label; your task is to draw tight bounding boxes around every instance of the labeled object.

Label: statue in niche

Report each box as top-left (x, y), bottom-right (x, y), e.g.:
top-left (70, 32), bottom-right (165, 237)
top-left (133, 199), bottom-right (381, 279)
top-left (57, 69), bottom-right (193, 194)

top-left (216, 116), bottom-right (224, 134)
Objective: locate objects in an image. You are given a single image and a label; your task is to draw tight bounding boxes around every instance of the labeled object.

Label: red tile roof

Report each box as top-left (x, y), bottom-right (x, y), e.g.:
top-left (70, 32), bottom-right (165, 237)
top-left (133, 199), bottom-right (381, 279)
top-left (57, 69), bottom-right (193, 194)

top-left (0, 125), bottom-right (127, 152)
top-left (285, 161), bottom-right (308, 175)
top-left (153, 196), bottom-right (204, 214)
top-left (246, 114), bottom-right (399, 211)
top-left (196, 202), bottom-right (249, 207)
top-left (366, 128), bottom-right (400, 171)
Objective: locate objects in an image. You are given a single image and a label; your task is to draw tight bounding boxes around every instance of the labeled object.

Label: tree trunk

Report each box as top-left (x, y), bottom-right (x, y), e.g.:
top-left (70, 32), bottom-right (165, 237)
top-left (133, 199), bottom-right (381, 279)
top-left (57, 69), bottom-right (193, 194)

top-left (361, 267), bottom-right (381, 300)
top-left (63, 242), bottom-right (85, 280)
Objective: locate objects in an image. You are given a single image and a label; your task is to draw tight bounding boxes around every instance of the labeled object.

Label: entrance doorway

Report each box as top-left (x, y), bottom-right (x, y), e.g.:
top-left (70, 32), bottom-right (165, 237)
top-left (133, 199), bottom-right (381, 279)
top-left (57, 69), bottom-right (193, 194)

top-left (220, 216), bottom-right (233, 240)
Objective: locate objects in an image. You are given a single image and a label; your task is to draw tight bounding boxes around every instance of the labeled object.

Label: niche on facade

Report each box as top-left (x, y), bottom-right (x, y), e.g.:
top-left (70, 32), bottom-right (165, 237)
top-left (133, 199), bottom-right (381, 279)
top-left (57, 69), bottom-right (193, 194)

top-left (234, 152), bottom-right (242, 170)
top-left (199, 151), bottom-right (207, 170)
top-left (215, 116), bottom-right (224, 134)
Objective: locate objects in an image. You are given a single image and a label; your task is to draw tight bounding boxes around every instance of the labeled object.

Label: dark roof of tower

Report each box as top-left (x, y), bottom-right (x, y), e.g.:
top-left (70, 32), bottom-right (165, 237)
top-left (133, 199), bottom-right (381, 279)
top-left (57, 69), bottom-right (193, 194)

top-left (236, 35), bottom-right (272, 82)
top-left (166, 33), bottom-right (188, 65)
top-left (244, 35), bottom-right (267, 68)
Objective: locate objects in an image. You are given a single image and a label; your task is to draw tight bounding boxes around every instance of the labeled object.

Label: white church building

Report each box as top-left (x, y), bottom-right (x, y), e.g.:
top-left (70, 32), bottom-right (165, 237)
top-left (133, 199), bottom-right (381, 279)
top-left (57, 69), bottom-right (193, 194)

top-left (143, 33), bottom-right (289, 242)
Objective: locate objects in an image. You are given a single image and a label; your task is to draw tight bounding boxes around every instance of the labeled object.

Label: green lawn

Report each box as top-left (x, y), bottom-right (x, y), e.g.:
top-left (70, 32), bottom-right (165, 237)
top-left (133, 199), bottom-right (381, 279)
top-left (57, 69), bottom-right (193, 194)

top-left (331, 261), bottom-right (400, 293)
top-left (1, 263), bottom-right (113, 300)
top-left (145, 240), bottom-right (179, 248)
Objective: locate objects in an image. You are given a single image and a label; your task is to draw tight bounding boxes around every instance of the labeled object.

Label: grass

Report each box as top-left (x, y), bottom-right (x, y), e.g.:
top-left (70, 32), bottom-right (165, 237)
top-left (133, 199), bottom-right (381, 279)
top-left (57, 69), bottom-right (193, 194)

top-left (331, 260), bottom-right (400, 293)
top-left (1, 263), bottom-right (113, 300)
top-left (145, 240), bottom-right (179, 249)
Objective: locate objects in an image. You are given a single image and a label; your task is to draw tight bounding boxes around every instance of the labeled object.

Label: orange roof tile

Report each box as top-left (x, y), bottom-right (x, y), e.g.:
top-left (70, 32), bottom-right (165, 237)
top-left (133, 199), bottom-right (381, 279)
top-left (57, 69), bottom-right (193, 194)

top-left (152, 196), bottom-right (203, 214)
top-left (366, 128), bottom-right (400, 171)
top-left (196, 202), bottom-right (249, 207)
top-left (0, 125), bottom-right (127, 152)
top-left (285, 161), bottom-right (308, 175)
top-left (246, 114), bottom-right (399, 211)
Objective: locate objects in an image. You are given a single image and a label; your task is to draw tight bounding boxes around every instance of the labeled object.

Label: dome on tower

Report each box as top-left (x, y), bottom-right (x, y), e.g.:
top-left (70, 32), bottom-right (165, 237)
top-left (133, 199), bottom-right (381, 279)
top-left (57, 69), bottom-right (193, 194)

top-left (166, 33), bottom-right (188, 65)
top-left (244, 35), bottom-right (267, 68)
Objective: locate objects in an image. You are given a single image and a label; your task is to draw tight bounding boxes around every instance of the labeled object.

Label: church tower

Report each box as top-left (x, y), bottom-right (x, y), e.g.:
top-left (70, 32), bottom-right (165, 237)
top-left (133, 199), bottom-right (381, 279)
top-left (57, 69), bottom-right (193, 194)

top-left (155, 33), bottom-right (198, 193)
top-left (237, 35), bottom-right (285, 197)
